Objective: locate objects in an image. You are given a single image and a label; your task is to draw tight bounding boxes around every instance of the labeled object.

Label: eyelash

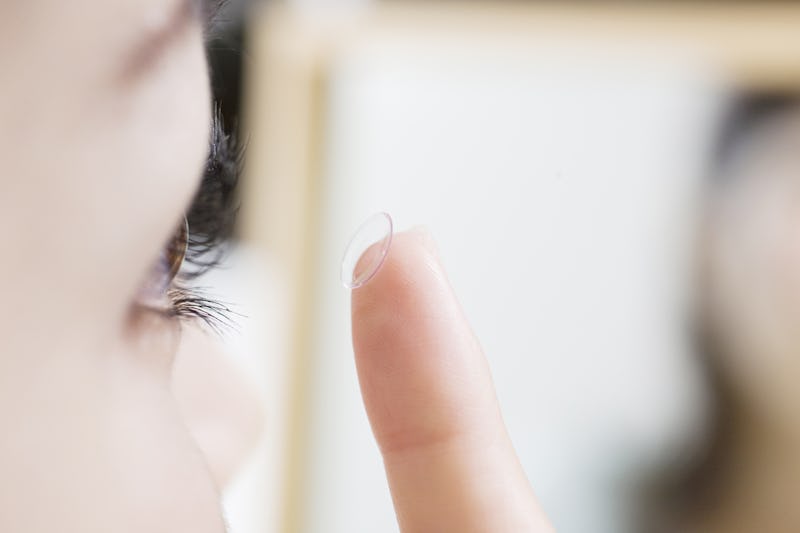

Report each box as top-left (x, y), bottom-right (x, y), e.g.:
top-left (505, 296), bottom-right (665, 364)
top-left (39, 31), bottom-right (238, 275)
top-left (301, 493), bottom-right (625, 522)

top-left (184, 107), bottom-right (242, 278)
top-left (167, 107), bottom-right (243, 333)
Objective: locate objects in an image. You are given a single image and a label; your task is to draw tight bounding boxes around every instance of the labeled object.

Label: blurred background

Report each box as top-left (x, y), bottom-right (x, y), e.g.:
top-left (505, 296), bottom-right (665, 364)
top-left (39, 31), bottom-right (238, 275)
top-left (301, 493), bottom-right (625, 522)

top-left (207, 2), bottom-right (800, 532)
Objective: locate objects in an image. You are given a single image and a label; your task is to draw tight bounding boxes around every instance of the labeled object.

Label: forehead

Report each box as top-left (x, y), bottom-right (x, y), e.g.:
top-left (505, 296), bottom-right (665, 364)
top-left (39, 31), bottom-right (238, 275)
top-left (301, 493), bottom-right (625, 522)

top-left (0, 0), bottom-right (183, 108)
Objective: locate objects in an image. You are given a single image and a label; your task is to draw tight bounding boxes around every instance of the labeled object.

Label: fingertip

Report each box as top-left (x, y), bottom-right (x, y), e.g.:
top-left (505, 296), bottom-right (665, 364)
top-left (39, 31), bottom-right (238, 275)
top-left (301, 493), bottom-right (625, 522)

top-left (351, 228), bottom-right (445, 324)
top-left (350, 228), bottom-right (496, 453)
top-left (348, 229), bottom-right (554, 531)
top-left (350, 228), bottom-right (456, 380)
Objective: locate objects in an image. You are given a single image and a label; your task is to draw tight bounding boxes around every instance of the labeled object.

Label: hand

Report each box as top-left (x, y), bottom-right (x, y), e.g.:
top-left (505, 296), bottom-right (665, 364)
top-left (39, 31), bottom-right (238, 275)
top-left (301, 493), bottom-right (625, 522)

top-left (351, 229), bottom-right (555, 533)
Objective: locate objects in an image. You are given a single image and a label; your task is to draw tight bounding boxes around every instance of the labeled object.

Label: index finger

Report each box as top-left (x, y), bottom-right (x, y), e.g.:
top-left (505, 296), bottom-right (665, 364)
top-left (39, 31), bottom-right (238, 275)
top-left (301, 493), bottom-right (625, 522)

top-left (351, 229), bottom-right (554, 533)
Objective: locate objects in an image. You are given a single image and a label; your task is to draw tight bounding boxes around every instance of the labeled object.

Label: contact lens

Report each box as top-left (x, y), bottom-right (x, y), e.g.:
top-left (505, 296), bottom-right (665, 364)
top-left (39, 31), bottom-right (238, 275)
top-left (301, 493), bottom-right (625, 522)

top-left (340, 212), bottom-right (393, 290)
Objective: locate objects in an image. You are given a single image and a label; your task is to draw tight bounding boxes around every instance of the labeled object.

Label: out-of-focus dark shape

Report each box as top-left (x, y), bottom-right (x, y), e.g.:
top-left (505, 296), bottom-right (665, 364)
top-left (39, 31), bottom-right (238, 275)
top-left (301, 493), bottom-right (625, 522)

top-left (639, 93), bottom-right (800, 533)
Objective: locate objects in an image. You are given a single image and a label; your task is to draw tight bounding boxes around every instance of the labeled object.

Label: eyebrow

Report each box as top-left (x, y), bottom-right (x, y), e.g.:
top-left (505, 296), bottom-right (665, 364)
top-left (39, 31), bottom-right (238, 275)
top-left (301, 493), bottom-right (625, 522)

top-left (118, 0), bottom-right (201, 83)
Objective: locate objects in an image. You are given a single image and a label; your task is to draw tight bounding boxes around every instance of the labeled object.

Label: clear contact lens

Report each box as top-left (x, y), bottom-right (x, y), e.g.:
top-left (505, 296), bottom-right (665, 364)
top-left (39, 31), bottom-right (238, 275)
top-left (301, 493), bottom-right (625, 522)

top-left (340, 212), bottom-right (393, 290)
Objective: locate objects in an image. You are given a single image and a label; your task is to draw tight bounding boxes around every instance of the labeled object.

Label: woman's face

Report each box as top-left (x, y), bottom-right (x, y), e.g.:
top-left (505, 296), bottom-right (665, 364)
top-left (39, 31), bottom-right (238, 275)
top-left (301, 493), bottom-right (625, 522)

top-left (705, 108), bottom-right (800, 434)
top-left (0, 1), bottom-right (255, 531)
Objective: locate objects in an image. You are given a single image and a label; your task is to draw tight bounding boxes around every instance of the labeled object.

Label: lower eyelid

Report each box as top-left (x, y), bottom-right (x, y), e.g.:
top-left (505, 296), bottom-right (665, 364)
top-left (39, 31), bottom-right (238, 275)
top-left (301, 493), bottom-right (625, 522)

top-left (125, 304), bottom-right (183, 368)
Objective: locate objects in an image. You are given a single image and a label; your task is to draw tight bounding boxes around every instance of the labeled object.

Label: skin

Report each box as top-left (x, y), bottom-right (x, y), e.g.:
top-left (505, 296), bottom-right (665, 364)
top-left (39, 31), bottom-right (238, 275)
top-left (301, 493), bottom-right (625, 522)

top-left (0, 0), bottom-right (551, 531)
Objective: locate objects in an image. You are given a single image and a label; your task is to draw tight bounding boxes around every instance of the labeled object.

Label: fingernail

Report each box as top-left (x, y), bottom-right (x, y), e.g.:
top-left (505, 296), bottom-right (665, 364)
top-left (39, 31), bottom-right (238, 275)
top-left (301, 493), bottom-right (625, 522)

top-left (340, 212), bottom-right (394, 290)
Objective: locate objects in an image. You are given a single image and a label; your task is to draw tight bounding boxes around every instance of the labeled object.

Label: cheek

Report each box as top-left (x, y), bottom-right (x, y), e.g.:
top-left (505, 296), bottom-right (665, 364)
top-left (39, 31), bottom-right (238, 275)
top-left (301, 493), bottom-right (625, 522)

top-left (0, 344), bottom-right (225, 533)
top-left (102, 347), bottom-right (227, 532)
